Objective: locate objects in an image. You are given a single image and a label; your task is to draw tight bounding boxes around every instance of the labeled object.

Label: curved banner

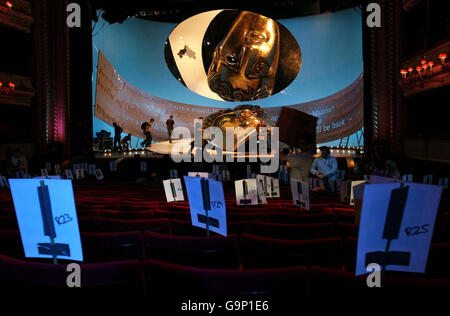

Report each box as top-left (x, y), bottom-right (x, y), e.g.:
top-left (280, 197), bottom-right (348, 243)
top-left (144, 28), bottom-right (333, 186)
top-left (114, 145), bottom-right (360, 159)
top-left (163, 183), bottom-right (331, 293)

top-left (95, 51), bottom-right (363, 144)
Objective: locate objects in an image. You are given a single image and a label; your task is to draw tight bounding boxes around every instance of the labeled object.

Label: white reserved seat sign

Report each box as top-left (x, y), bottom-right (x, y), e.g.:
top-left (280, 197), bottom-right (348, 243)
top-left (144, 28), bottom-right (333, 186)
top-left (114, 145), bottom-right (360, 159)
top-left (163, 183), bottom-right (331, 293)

top-left (290, 179), bottom-right (310, 210)
top-left (423, 174), bottom-right (433, 185)
top-left (109, 161), bottom-right (117, 172)
top-left (269, 177), bottom-right (280, 198)
top-left (163, 178), bottom-right (184, 202)
top-left (340, 180), bottom-right (350, 203)
top-left (65, 169), bottom-right (73, 180)
top-left (89, 164), bottom-right (96, 175)
top-left (8, 179), bottom-right (83, 261)
top-left (75, 168), bottom-right (84, 180)
top-left (73, 164), bottom-right (80, 173)
top-left (256, 180), bottom-right (267, 204)
top-left (350, 180), bottom-right (366, 205)
top-left (256, 174), bottom-right (272, 198)
top-left (370, 175), bottom-right (400, 184)
top-left (184, 176), bottom-right (227, 237)
top-left (40, 169), bottom-right (49, 177)
top-left (54, 164), bottom-right (61, 175)
top-left (438, 178), bottom-right (449, 189)
top-left (222, 170), bottom-right (231, 181)
top-left (402, 174), bottom-right (413, 182)
top-left (356, 182), bottom-right (443, 275)
top-left (0, 176), bottom-right (9, 189)
top-left (234, 179), bottom-right (258, 206)
top-left (188, 172), bottom-right (209, 179)
top-left (169, 169), bottom-right (178, 178)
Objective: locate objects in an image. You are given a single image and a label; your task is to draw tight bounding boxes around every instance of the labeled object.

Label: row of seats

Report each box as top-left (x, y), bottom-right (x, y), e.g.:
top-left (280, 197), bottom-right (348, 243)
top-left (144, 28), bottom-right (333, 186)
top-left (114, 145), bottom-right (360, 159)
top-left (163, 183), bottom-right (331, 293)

top-left (1, 230), bottom-right (449, 277)
top-left (1, 254), bottom-right (449, 296)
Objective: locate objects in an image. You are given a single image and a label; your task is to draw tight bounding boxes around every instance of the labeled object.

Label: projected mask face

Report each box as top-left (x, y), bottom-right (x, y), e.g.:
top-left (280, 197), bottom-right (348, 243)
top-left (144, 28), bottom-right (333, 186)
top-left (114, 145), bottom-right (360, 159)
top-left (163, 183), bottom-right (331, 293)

top-left (164, 9), bottom-right (301, 102)
top-left (207, 11), bottom-right (280, 101)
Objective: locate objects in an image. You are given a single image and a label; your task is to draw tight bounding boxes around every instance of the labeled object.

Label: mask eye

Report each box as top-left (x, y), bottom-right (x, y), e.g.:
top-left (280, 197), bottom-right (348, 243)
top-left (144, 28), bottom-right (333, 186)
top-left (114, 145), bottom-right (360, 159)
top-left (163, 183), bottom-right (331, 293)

top-left (226, 54), bottom-right (238, 65)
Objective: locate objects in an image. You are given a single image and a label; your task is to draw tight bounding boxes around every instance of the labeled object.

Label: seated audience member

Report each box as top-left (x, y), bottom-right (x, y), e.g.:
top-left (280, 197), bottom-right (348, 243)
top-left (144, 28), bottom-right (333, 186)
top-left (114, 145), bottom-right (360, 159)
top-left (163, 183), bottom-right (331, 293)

top-left (384, 160), bottom-right (401, 179)
top-left (310, 146), bottom-right (338, 190)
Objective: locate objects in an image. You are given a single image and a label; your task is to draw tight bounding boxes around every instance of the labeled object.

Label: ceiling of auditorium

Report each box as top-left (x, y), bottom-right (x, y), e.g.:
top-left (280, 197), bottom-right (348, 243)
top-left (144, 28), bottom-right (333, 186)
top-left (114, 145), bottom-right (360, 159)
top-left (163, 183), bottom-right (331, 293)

top-left (89, 0), bottom-right (363, 24)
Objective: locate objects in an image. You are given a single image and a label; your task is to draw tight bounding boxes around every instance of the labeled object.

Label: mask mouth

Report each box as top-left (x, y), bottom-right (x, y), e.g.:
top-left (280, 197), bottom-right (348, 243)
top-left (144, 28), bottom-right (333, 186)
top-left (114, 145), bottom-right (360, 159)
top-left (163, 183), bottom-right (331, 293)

top-left (208, 71), bottom-right (271, 101)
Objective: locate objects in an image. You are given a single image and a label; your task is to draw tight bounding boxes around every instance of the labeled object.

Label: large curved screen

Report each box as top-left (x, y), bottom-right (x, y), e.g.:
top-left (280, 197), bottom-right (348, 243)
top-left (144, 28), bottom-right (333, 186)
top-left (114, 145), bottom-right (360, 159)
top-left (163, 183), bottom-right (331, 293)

top-left (92, 8), bottom-right (363, 147)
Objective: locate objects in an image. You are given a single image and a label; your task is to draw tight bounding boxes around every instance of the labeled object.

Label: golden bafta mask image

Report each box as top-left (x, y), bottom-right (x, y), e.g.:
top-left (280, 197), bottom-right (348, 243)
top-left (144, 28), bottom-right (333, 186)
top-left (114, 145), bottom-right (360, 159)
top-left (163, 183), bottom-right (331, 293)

top-left (202, 105), bottom-right (275, 150)
top-left (164, 10), bottom-right (301, 102)
top-left (207, 11), bottom-right (280, 101)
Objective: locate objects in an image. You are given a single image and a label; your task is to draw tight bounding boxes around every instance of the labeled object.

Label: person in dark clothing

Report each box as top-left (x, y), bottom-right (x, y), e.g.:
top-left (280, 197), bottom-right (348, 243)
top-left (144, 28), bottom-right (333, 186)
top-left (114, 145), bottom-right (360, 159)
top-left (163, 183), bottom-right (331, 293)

top-left (166, 115), bottom-right (175, 143)
top-left (121, 133), bottom-right (132, 151)
top-left (141, 119), bottom-right (155, 149)
top-left (112, 122), bottom-right (123, 151)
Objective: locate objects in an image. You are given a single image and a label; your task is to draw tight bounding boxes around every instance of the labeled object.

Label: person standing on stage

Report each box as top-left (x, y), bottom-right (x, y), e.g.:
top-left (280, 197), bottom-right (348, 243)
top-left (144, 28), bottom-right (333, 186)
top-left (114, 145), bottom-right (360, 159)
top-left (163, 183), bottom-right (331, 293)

top-left (166, 115), bottom-right (175, 143)
top-left (310, 146), bottom-right (338, 190)
top-left (141, 119), bottom-right (155, 149)
top-left (112, 122), bottom-right (123, 151)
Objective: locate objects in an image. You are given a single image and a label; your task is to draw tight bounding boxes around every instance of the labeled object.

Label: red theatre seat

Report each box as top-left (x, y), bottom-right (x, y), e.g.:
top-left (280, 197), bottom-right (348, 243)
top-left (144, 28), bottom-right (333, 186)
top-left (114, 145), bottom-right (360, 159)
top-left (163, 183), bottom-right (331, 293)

top-left (143, 259), bottom-right (308, 297)
top-left (0, 255), bottom-right (144, 296)
top-left (81, 231), bottom-right (144, 263)
top-left (143, 231), bottom-right (239, 269)
top-left (246, 221), bottom-right (337, 240)
top-left (240, 233), bottom-right (343, 269)
top-left (80, 217), bottom-right (171, 234)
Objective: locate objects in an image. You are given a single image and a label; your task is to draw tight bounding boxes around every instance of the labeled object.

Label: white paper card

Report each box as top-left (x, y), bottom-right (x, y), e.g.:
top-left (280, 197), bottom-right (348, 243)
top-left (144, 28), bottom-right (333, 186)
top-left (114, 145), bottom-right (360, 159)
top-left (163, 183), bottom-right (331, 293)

top-left (184, 176), bottom-right (227, 236)
top-left (340, 180), bottom-right (350, 203)
top-left (402, 174), bottom-right (413, 182)
top-left (438, 178), bottom-right (448, 189)
top-left (350, 180), bottom-right (367, 205)
top-left (0, 176), bottom-right (9, 189)
top-left (423, 174), bottom-right (433, 185)
top-left (270, 177), bottom-right (280, 198)
top-left (75, 169), bottom-right (84, 180)
top-left (88, 164), bottom-right (96, 175)
top-left (73, 164), bottom-right (80, 173)
top-left (256, 179), bottom-right (268, 204)
top-left (109, 161), bottom-right (117, 172)
top-left (8, 179), bottom-right (83, 261)
top-left (256, 174), bottom-right (272, 198)
top-left (40, 169), bottom-right (49, 177)
top-left (222, 170), bottom-right (231, 181)
top-left (370, 175), bottom-right (400, 184)
top-left (290, 179), bottom-right (310, 210)
top-left (356, 183), bottom-right (443, 275)
top-left (65, 169), bottom-right (73, 180)
top-left (169, 169), bottom-right (178, 178)
top-left (235, 179), bottom-right (258, 206)
top-left (163, 178), bottom-right (184, 202)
